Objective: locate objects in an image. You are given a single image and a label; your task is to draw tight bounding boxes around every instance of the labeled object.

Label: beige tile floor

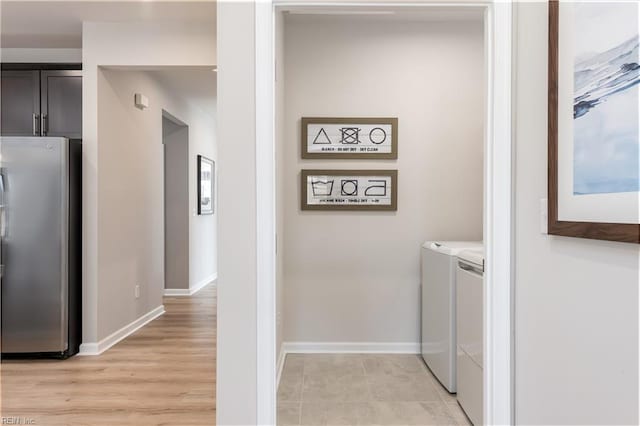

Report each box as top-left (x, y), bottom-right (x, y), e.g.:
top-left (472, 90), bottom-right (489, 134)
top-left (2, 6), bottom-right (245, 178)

top-left (277, 354), bottom-right (472, 426)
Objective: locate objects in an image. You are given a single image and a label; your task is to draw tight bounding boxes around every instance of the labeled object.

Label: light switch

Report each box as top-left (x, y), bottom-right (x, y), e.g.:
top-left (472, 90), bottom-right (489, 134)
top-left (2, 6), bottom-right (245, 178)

top-left (540, 198), bottom-right (548, 234)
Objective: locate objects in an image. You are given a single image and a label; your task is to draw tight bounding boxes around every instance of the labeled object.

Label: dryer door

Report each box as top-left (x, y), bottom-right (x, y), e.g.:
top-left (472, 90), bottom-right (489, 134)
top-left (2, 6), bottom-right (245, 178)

top-left (456, 260), bottom-right (484, 425)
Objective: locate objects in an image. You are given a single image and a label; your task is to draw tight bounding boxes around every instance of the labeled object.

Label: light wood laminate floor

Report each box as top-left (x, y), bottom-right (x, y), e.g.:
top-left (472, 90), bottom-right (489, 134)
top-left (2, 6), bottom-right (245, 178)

top-left (277, 354), bottom-right (471, 426)
top-left (1, 284), bottom-right (217, 426)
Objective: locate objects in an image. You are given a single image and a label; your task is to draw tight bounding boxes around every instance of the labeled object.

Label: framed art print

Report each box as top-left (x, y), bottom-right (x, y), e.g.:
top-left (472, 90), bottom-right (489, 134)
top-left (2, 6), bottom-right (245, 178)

top-left (549, 0), bottom-right (639, 243)
top-left (197, 155), bottom-right (214, 215)
top-left (301, 117), bottom-right (398, 159)
top-left (301, 169), bottom-right (397, 211)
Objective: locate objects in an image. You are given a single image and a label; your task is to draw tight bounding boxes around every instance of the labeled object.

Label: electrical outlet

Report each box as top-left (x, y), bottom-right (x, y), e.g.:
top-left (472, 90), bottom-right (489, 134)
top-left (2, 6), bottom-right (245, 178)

top-left (135, 285), bottom-right (140, 299)
top-left (277, 311), bottom-right (282, 327)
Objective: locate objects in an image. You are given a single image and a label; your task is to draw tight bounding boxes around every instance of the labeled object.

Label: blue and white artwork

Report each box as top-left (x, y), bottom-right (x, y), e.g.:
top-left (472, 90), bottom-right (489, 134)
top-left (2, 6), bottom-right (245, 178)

top-left (573, 4), bottom-right (640, 195)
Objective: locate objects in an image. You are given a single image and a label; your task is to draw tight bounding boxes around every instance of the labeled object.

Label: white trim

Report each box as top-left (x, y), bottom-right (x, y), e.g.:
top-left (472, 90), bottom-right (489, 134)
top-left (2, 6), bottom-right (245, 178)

top-left (483, 2), bottom-right (514, 425)
top-left (163, 288), bottom-right (191, 296)
top-left (78, 342), bottom-right (99, 356)
top-left (256, 2), bottom-right (277, 425)
top-left (78, 305), bottom-right (165, 356)
top-left (282, 341), bottom-right (421, 354)
top-left (163, 273), bottom-right (217, 297)
top-left (276, 1), bottom-right (489, 8)
top-left (275, 341), bottom-right (420, 389)
top-left (276, 347), bottom-right (287, 389)
top-left (192, 273), bottom-right (218, 294)
top-left (257, 2), bottom-right (514, 426)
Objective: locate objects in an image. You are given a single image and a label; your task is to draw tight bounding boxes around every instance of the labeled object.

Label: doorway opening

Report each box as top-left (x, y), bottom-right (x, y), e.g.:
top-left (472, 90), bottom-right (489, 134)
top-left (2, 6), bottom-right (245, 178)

top-left (261, 3), bottom-right (513, 425)
top-left (275, 9), bottom-right (484, 425)
top-left (163, 111), bottom-right (190, 295)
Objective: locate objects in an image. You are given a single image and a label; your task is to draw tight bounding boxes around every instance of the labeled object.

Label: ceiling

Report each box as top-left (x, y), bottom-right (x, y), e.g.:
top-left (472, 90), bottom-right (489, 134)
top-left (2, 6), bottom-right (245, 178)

top-left (0, 1), bottom-right (217, 48)
top-left (148, 67), bottom-right (217, 117)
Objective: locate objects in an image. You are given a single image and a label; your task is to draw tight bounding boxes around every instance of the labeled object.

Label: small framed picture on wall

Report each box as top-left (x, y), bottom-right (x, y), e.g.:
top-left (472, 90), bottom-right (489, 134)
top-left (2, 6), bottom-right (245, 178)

top-left (198, 155), bottom-right (215, 215)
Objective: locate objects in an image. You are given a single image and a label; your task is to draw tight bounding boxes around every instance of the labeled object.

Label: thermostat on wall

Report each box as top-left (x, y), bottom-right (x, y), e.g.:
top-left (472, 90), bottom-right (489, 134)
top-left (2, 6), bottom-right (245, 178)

top-left (134, 93), bottom-right (149, 110)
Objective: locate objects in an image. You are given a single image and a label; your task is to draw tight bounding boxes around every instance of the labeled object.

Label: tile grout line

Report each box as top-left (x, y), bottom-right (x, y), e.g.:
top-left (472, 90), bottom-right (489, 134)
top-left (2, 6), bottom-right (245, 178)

top-left (300, 356), bottom-right (306, 411)
top-left (359, 357), bottom-right (373, 402)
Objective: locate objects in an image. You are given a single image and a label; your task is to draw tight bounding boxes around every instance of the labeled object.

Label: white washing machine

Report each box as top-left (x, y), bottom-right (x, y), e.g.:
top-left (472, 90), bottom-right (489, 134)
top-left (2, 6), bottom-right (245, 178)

top-left (421, 241), bottom-right (482, 393)
top-left (456, 248), bottom-right (485, 425)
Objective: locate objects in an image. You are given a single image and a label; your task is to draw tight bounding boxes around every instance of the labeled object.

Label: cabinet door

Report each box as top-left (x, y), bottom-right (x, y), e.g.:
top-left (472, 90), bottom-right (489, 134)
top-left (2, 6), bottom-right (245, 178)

top-left (0, 71), bottom-right (40, 136)
top-left (41, 70), bottom-right (82, 139)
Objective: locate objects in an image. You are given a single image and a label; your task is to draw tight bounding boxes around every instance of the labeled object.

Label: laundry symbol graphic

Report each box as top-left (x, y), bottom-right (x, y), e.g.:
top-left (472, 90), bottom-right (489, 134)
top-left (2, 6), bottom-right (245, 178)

top-left (340, 127), bottom-right (361, 145)
top-left (340, 180), bottom-right (358, 196)
top-left (369, 127), bottom-right (387, 145)
top-left (312, 128), bottom-right (332, 144)
top-left (311, 179), bottom-right (334, 196)
top-left (364, 180), bottom-right (387, 197)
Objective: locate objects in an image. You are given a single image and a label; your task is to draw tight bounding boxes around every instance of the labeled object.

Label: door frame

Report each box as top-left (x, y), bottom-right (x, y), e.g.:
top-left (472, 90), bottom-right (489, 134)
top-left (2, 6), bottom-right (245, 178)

top-left (254, 1), bottom-right (514, 424)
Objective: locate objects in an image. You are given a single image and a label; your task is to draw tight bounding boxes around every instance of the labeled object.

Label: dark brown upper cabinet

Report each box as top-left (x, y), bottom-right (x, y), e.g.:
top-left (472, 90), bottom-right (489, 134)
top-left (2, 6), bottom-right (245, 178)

top-left (1, 68), bottom-right (82, 139)
top-left (1, 71), bottom-right (40, 137)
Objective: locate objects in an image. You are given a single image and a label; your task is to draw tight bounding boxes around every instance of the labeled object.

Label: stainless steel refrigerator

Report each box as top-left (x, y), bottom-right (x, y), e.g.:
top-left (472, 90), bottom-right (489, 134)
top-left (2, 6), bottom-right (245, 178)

top-left (0, 136), bottom-right (81, 358)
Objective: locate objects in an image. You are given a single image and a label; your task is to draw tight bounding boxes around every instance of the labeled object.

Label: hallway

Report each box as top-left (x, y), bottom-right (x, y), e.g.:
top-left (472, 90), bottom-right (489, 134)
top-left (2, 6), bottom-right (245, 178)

top-left (0, 284), bottom-right (217, 425)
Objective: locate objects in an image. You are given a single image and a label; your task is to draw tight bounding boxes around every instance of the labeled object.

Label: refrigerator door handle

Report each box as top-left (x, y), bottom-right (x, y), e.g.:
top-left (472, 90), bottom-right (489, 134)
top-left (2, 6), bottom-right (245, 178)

top-left (0, 206), bottom-right (6, 239)
top-left (0, 171), bottom-right (5, 239)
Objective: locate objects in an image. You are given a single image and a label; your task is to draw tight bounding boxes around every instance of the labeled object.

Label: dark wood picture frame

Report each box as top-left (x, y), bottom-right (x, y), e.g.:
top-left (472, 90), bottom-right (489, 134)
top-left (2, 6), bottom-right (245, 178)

top-left (197, 155), bottom-right (215, 215)
top-left (301, 169), bottom-right (398, 211)
top-left (301, 117), bottom-right (398, 159)
top-left (548, 1), bottom-right (639, 243)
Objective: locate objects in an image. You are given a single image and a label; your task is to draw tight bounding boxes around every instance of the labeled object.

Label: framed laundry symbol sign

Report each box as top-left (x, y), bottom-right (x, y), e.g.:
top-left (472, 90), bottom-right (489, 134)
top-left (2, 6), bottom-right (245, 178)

top-left (301, 117), bottom-right (398, 159)
top-left (301, 169), bottom-right (397, 211)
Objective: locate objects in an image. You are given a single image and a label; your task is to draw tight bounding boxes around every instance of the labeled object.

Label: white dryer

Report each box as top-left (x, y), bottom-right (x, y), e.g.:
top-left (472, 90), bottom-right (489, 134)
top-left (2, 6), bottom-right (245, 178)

top-left (456, 248), bottom-right (485, 425)
top-left (421, 241), bottom-right (482, 393)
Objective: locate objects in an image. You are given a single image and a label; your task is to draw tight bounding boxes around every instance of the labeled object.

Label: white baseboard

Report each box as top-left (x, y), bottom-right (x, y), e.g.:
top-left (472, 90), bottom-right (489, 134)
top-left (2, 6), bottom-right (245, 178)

top-left (79, 305), bottom-right (165, 356)
top-left (163, 273), bottom-right (217, 297)
top-left (190, 273), bottom-right (217, 295)
top-left (281, 341), bottom-right (420, 354)
top-left (276, 346), bottom-right (286, 388)
top-left (78, 342), bottom-right (99, 355)
top-left (163, 288), bottom-right (191, 296)
top-left (275, 341), bottom-right (420, 390)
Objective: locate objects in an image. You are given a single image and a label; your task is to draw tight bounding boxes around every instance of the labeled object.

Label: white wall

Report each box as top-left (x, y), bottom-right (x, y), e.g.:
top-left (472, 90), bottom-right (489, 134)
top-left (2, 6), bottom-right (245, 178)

top-left (216, 2), bottom-right (258, 425)
top-left (96, 68), bottom-right (217, 340)
top-left (97, 70), bottom-right (165, 338)
top-left (0, 48), bottom-right (82, 63)
top-left (514, 3), bottom-right (639, 424)
top-left (188, 101), bottom-right (218, 291)
top-left (82, 21), bottom-right (216, 344)
top-left (281, 16), bottom-right (485, 346)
